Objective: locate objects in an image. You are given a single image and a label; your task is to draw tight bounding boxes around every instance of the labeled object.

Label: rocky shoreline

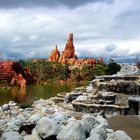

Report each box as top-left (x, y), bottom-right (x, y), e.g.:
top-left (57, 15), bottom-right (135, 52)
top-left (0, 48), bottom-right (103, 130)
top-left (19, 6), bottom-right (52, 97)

top-left (0, 64), bottom-right (140, 140)
top-left (0, 99), bottom-right (132, 140)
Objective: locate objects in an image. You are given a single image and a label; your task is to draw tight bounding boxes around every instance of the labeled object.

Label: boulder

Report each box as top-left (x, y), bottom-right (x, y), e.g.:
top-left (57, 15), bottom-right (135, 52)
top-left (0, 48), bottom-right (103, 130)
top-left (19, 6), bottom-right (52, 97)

top-left (53, 113), bottom-right (68, 124)
top-left (88, 127), bottom-right (107, 140)
top-left (107, 130), bottom-right (132, 140)
top-left (2, 104), bottom-right (10, 111)
top-left (35, 117), bottom-right (60, 139)
top-left (2, 131), bottom-right (23, 140)
top-left (24, 130), bottom-right (41, 140)
top-left (8, 101), bottom-right (17, 107)
top-left (57, 120), bottom-right (86, 140)
top-left (29, 114), bottom-right (42, 124)
top-left (96, 115), bottom-right (108, 124)
top-left (81, 114), bottom-right (96, 134)
top-left (87, 132), bottom-right (104, 140)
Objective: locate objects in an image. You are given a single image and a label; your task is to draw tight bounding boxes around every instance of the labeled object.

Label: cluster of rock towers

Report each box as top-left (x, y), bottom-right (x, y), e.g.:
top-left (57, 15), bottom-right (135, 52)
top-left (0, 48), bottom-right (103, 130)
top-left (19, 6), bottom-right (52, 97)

top-left (49, 33), bottom-right (98, 66)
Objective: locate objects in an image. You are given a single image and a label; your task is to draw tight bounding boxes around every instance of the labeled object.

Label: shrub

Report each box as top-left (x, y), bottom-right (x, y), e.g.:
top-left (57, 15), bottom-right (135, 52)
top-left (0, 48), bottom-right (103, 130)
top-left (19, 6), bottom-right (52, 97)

top-left (105, 62), bottom-right (121, 75)
top-left (93, 64), bottom-right (106, 76)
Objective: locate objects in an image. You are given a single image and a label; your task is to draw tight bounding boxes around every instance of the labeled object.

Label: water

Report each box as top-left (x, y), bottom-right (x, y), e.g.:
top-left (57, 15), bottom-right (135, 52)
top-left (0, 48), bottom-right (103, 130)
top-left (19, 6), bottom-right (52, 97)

top-left (0, 80), bottom-right (87, 105)
top-left (108, 115), bottom-right (140, 140)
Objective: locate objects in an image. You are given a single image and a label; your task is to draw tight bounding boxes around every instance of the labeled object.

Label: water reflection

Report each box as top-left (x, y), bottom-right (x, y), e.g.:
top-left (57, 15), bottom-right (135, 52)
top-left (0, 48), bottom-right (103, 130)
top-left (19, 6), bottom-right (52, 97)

top-left (11, 87), bottom-right (27, 103)
top-left (0, 81), bottom-right (88, 105)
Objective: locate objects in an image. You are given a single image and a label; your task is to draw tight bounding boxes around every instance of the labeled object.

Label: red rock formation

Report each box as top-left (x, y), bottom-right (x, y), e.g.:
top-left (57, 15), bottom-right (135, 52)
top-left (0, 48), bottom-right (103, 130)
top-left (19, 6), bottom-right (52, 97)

top-left (58, 33), bottom-right (77, 64)
top-left (49, 45), bottom-right (60, 62)
top-left (48, 33), bottom-right (98, 66)
top-left (74, 58), bottom-right (98, 66)
top-left (0, 60), bottom-right (36, 85)
top-left (0, 61), bottom-right (16, 81)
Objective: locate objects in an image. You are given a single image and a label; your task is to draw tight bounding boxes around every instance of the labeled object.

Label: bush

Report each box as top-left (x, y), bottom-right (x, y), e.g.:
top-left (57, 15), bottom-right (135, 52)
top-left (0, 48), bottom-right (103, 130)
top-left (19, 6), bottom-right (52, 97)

top-left (105, 62), bottom-right (121, 75)
top-left (93, 64), bottom-right (106, 76)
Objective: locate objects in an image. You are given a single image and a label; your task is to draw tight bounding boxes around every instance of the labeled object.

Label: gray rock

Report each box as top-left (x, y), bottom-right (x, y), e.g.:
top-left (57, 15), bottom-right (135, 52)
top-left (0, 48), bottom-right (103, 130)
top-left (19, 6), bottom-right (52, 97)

top-left (14, 117), bottom-right (26, 126)
top-left (107, 130), bottom-right (132, 140)
top-left (105, 129), bottom-right (114, 133)
top-left (2, 104), bottom-right (10, 111)
top-left (24, 108), bottom-right (33, 112)
top-left (87, 132), bottom-right (104, 140)
top-left (24, 130), bottom-right (41, 140)
top-left (76, 95), bottom-right (88, 101)
top-left (63, 93), bottom-right (70, 104)
top-left (9, 101), bottom-right (17, 107)
top-left (95, 121), bottom-right (109, 129)
top-left (88, 127), bottom-right (107, 140)
top-left (20, 131), bottom-right (27, 137)
top-left (86, 84), bottom-right (93, 93)
top-left (0, 120), bottom-right (6, 125)
top-left (29, 114), bottom-right (41, 124)
top-left (53, 113), bottom-right (68, 124)
top-left (96, 115), bottom-right (108, 124)
top-left (67, 116), bottom-right (77, 123)
top-left (36, 117), bottom-right (60, 139)
top-left (81, 114), bottom-right (96, 134)
top-left (57, 120), bottom-right (86, 140)
top-left (2, 131), bottom-right (23, 140)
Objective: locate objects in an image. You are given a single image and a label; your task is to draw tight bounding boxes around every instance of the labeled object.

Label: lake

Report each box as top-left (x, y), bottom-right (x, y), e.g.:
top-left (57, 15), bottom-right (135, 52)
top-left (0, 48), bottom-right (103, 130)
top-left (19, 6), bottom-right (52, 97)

top-left (0, 80), bottom-right (88, 105)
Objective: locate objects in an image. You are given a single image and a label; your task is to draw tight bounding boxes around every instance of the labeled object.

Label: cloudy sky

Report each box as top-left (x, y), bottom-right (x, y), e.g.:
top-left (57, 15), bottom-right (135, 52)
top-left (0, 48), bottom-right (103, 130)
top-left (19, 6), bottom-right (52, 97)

top-left (0, 0), bottom-right (140, 60)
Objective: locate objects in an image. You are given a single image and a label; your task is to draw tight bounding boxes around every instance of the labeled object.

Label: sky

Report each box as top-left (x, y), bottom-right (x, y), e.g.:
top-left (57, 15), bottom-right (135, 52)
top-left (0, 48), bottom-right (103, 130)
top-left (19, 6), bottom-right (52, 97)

top-left (0, 0), bottom-right (140, 60)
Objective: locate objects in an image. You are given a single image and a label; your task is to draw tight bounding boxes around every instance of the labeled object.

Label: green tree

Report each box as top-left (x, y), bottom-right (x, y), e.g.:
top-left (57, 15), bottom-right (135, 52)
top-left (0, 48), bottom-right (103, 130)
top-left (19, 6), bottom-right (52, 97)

top-left (59, 64), bottom-right (69, 80)
top-left (105, 62), bottom-right (121, 75)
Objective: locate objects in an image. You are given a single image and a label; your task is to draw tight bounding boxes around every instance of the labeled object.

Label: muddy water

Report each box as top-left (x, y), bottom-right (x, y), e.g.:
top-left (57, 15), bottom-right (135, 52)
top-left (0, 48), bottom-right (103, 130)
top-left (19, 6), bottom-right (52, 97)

top-left (108, 115), bottom-right (140, 140)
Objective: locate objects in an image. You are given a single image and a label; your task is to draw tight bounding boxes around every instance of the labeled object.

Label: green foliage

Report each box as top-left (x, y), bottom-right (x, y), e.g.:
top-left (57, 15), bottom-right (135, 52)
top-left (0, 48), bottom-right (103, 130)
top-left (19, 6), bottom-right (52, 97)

top-left (17, 59), bottom-right (121, 82)
top-left (93, 64), bottom-right (106, 76)
top-left (71, 68), bottom-right (81, 81)
top-left (105, 62), bottom-right (121, 75)
top-left (81, 65), bottom-right (95, 80)
top-left (59, 64), bottom-right (69, 80)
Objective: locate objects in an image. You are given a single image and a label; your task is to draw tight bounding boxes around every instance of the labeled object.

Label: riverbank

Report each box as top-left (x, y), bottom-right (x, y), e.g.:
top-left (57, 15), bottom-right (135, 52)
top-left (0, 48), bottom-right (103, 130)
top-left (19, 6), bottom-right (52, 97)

top-left (0, 98), bottom-right (133, 140)
top-left (0, 80), bottom-right (137, 140)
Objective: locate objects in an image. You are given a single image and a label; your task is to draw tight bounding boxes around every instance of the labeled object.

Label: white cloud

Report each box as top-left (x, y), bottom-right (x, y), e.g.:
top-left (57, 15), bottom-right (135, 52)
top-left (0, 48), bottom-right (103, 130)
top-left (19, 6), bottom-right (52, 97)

top-left (29, 35), bottom-right (38, 41)
top-left (0, 0), bottom-right (140, 60)
top-left (12, 36), bottom-right (22, 43)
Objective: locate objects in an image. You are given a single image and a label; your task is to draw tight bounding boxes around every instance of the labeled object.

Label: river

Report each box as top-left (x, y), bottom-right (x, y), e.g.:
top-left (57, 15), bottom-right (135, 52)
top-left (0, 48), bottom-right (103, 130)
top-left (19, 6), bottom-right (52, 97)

top-left (0, 80), bottom-right (88, 105)
top-left (108, 115), bottom-right (140, 140)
